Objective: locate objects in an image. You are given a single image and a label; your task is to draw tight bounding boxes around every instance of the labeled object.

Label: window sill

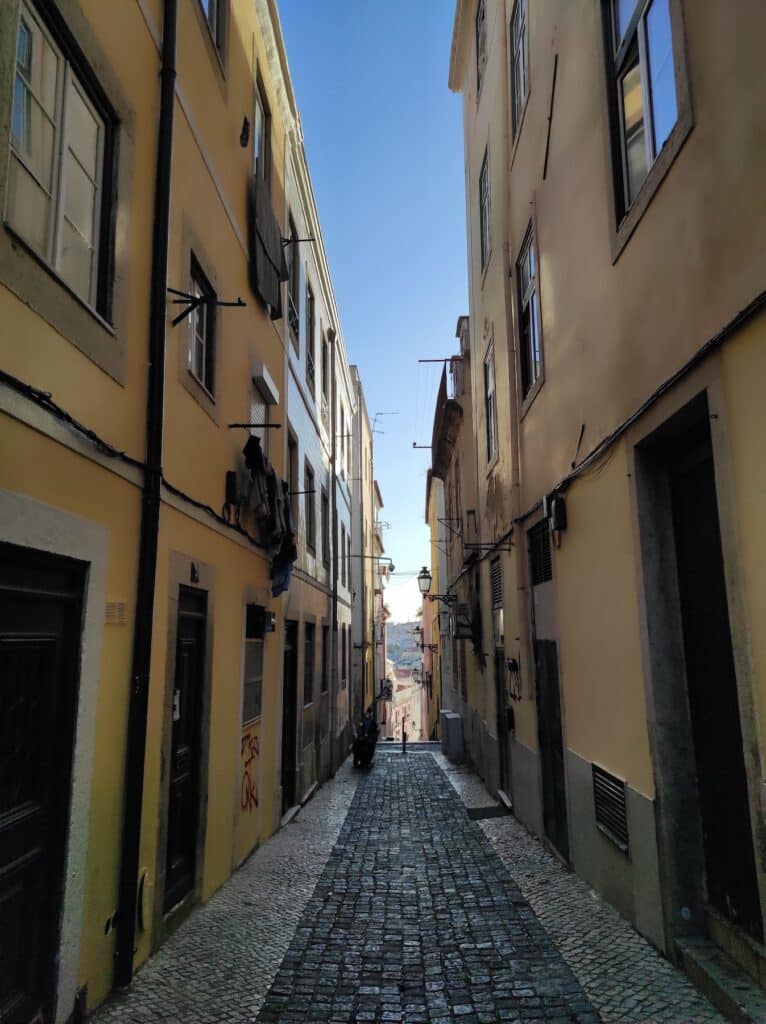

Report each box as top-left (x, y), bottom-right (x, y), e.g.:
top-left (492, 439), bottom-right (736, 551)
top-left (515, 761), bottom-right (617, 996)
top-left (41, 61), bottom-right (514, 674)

top-left (519, 370), bottom-right (545, 420)
top-left (485, 450), bottom-right (499, 478)
top-left (184, 367), bottom-right (219, 425)
top-left (242, 715), bottom-right (262, 728)
top-left (2, 223), bottom-right (124, 383)
top-left (611, 112), bottom-right (693, 263)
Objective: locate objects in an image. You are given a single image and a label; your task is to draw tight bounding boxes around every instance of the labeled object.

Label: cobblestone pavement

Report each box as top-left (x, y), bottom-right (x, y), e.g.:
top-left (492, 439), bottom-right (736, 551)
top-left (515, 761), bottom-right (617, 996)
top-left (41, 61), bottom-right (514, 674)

top-left (436, 753), bottom-right (725, 1024)
top-left (94, 761), bottom-right (360, 1024)
top-left (257, 752), bottom-right (597, 1024)
top-left (94, 750), bottom-right (724, 1023)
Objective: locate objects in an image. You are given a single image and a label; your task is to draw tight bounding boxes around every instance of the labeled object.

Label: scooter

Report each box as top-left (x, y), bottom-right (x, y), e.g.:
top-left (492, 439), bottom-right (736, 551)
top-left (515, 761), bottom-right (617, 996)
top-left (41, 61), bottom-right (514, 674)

top-left (352, 719), bottom-right (379, 768)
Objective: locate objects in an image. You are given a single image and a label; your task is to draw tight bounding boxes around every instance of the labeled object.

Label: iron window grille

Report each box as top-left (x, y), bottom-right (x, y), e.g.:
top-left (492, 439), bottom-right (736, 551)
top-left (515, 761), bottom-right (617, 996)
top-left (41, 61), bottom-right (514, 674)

top-left (306, 283), bottom-right (316, 397)
top-left (475, 0), bottom-right (487, 92)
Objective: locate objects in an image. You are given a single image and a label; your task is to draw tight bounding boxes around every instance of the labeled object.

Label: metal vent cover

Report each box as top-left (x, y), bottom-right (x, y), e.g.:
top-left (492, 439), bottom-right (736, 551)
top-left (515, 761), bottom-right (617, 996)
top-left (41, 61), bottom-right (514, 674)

top-left (490, 557), bottom-right (503, 608)
top-left (592, 763), bottom-right (629, 853)
top-left (528, 521), bottom-right (552, 586)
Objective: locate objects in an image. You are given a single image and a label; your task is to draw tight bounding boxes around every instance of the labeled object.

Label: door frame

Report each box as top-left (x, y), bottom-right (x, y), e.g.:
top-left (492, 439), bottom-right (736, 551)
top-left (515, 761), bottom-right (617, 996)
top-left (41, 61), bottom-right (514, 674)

top-left (0, 489), bottom-right (107, 1024)
top-left (630, 370), bottom-right (766, 952)
top-left (153, 552), bottom-right (215, 946)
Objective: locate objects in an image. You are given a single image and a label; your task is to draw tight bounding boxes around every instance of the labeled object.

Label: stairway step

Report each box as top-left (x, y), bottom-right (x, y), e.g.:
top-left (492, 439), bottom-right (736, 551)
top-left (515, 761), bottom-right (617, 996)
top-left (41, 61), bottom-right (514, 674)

top-left (676, 936), bottom-right (766, 1023)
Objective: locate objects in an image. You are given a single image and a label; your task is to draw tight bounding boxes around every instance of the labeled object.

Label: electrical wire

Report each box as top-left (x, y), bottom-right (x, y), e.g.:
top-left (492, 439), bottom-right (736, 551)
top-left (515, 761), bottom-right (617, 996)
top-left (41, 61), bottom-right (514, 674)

top-left (0, 368), bottom-right (268, 552)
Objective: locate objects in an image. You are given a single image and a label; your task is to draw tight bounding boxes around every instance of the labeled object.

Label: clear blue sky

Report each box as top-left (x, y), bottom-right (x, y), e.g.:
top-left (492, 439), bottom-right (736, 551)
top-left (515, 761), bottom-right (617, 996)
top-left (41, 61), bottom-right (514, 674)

top-left (278, 0), bottom-right (468, 621)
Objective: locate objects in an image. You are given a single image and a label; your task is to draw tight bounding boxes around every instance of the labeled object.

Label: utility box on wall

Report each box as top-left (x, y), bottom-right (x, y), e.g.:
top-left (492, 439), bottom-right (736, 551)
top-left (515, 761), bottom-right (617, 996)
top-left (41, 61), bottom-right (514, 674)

top-left (440, 710), bottom-right (464, 763)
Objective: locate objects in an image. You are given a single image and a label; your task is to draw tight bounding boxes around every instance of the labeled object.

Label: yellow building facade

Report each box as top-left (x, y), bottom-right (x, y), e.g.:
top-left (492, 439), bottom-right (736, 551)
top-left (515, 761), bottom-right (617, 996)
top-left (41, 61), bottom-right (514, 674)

top-left (0, 1), bottom-right (368, 1020)
top-left (441, 0), bottom-right (766, 997)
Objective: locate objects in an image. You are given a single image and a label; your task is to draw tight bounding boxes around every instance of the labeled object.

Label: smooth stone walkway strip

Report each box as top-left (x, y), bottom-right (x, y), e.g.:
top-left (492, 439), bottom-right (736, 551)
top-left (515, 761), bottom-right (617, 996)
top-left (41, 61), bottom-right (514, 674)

top-left (436, 751), bottom-right (724, 1024)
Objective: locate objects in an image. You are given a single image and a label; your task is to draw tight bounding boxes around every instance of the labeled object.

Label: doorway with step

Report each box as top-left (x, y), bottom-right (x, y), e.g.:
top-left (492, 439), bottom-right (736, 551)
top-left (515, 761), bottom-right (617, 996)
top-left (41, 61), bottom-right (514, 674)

top-left (0, 543), bottom-right (85, 1024)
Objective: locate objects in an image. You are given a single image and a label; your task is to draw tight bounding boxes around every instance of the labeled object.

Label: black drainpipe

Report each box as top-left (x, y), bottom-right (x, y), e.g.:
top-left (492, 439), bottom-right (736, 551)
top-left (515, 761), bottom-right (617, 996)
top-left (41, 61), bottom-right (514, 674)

top-left (114, 0), bottom-right (177, 988)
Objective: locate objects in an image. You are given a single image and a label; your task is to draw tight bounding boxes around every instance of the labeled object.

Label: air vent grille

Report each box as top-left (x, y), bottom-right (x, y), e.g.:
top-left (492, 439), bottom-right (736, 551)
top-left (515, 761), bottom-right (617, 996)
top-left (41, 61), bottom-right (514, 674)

top-left (592, 763), bottom-right (629, 853)
top-left (528, 521), bottom-right (552, 585)
top-left (490, 557), bottom-right (503, 608)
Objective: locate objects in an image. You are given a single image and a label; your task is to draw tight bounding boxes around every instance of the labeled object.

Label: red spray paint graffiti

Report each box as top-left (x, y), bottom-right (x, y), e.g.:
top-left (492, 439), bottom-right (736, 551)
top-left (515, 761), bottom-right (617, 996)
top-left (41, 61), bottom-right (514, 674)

top-left (241, 730), bottom-right (259, 812)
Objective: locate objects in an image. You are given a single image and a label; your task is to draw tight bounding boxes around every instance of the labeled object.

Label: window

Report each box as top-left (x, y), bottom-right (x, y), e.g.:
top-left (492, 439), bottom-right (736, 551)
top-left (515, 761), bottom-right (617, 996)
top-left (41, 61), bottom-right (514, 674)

top-left (341, 625), bottom-right (347, 687)
top-left (304, 461), bottom-right (315, 552)
top-left (242, 606), bottom-right (264, 723)
top-left (250, 385), bottom-right (269, 454)
top-left (321, 332), bottom-right (330, 426)
top-left (475, 0), bottom-right (487, 93)
top-left (7, 2), bottom-right (112, 313)
top-left (321, 487), bottom-right (330, 566)
top-left (339, 405), bottom-right (346, 478)
top-left (517, 226), bottom-right (542, 398)
top-left (287, 433), bottom-right (298, 521)
top-left (306, 283), bottom-right (316, 397)
top-left (321, 625), bottom-right (329, 692)
top-left (198, 0), bottom-right (224, 53)
top-left (479, 149), bottom-right (490, 271)
top-left (528, 520), bottom-right (552, 585)
top-left (304, 622), bottom-right (315, 705)
top-left (287, 214), bottom-right (300, 345)
top-left (607, 0), bottom-right (678, 215)
top-left (341, 523), bottom-right (347, 586)
top-left (510, 0), bottom-right (528, 138)
top-left (189, 255), bottom-right (216, 394)
top-left (347, 535), bottom-right (352, 590)
top-left (253, 77), bottom-right (270, 183)
top-left (483, 341), bottom-right (497, 462)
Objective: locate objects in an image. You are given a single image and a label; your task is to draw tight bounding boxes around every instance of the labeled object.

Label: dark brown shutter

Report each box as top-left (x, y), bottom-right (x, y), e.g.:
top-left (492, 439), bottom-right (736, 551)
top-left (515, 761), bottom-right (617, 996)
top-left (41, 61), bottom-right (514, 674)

top-left (528, 521), bottom-right (552, 585)
top-left (592, 763), bottom-right (629, 853)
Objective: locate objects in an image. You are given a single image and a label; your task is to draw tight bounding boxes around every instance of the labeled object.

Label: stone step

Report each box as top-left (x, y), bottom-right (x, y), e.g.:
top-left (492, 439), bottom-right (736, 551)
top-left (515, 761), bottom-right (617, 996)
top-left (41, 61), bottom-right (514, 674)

top-left (676, 936), bottom-right (766, 1023)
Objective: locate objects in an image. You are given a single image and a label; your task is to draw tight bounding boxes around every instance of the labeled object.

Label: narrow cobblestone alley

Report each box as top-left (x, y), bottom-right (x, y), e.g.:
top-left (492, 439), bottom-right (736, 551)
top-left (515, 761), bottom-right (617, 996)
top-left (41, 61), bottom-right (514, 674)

top-left (95, 751), bottom-right (723, 1024)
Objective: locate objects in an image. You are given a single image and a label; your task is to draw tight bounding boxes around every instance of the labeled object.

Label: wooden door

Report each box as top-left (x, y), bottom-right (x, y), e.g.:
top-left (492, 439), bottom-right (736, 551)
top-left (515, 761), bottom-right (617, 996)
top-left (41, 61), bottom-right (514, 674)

top-left (670, 436), bottom-right (762, 939)
top-left (163, 587), bottom-right (206, 914)
top-left (281, 621), bottom-right (298, 815)
top-left (0, 544), bottom-right (83, 1024)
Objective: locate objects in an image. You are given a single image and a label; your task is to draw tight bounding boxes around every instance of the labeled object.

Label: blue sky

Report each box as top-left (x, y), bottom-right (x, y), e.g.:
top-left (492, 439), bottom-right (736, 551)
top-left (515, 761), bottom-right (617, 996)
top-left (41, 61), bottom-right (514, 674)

top-left (278, 1), bottom-right (468, 621)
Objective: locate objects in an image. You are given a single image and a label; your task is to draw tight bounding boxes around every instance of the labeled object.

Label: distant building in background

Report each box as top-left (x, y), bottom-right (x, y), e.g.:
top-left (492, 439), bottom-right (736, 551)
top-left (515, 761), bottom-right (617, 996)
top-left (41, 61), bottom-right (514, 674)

top-left (436, 0), bottom-right (766, 1000)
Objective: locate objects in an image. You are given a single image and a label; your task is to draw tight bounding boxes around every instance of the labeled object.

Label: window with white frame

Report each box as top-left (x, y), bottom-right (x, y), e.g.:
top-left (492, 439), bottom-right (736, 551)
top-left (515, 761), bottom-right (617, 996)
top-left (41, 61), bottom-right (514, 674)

top-left (7, 2), bottom-right (110, 311)
top-left (479, 148), bottom-right (490, 271)
top-left (188, 256), bottom-right (216, 394)
top-left (608, 0), bottom-right (678, 212)
top-left (341, 523), bottom-right (347, 586)
top-left (250, 385), bottom-right (269, 454)
top-left (483, 341), bottom-right (497, 462)
top-left (510, 0), bottom-right (528, 138)
top-left (517, 226), bottom-right (542, 397)
top-left (242, 607), bottom-right (264, 723)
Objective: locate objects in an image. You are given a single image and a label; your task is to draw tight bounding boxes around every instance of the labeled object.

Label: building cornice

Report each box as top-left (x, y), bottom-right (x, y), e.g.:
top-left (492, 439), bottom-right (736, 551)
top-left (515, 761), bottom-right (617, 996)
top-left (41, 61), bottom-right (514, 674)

top-left (448, 0), bottom-right (470, 92)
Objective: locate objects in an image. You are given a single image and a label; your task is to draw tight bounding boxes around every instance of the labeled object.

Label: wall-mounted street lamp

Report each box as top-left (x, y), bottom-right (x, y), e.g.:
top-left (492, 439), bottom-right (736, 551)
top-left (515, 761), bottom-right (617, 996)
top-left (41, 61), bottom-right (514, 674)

top-left (417, 566), bottom-right (457, 605)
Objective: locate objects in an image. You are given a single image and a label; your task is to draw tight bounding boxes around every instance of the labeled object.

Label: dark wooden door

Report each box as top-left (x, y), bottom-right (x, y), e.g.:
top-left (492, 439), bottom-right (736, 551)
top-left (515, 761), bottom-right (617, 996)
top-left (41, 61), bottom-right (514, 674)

top-left (281, 621), bottom-right (298, 816)
top-left (0, 544), bottom-right (83, 1024)
top-left (494, 647), bottom-right (510, 792)
top-left (163, 587), bottom-right (206, 914)
top-left (535, 639), bottom-right (570, 862)
top-left (670, 437), bottom-right (762, 939)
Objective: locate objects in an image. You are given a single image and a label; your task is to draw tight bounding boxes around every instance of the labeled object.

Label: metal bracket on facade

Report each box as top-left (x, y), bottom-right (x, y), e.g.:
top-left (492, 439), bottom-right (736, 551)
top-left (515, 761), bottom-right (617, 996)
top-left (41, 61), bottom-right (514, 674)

top-left (438, 517), bottom-right (463, 537)
top-left (281, 236), bottom-right (315, 246)
top-left (168, 287), bottom-right (246, 327)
